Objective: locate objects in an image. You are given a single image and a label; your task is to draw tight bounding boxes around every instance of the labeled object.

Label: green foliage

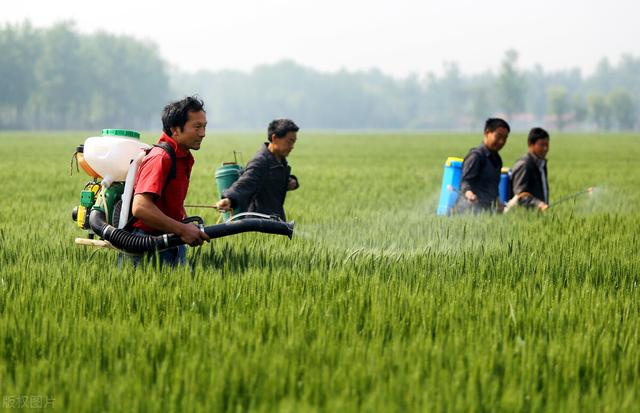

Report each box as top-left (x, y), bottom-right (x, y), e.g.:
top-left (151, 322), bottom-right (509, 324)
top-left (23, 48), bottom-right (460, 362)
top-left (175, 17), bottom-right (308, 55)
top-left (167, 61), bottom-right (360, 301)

top-left (0, 22), bottom-right (169, 130)
top-left (1, 131), bottom-right (639, 412)
top-left (609, 89), bottom-right (636, 130)
top-left (1, 19), bottom-right (640, 131)
top-left (172, 54), bottom-right (640, 131)
top-left (572, 94), bottom-right (588, 125)
top-left (0, 22), bottom-right (40, 128)
top-left (588, 94), bottom-right (612, 130)
top-left (547, 86), bottom-right (570, 131)
top-left (498, 49), bottom-right (526, 118)
top-left (32, 22), bottom-right (85, 129)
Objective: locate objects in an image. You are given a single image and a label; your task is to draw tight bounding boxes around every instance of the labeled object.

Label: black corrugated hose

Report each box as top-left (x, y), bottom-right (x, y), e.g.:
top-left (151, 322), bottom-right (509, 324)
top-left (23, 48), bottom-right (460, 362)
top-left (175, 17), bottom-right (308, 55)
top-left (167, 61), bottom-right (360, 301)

top-left (89, 209), bottom-right (294, 254)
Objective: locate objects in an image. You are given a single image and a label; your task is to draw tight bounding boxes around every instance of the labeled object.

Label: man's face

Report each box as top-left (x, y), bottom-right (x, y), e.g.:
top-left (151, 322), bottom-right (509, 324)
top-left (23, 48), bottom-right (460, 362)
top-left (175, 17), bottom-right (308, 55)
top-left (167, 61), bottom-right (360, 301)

top-left (529, 138), bottom-right (550, 159)
top-left (484, 127), bottom-right (509, 152)
top-left (172, 110), bottom-right (207, 151)
top-left (271, 131), bottom-right (297, 158)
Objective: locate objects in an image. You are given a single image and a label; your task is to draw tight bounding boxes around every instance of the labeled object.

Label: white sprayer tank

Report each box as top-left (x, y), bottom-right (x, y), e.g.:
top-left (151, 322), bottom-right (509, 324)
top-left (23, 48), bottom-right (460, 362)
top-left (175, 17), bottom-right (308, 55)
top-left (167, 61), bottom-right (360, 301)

top-left (83, 129), bottom-right (151, 184)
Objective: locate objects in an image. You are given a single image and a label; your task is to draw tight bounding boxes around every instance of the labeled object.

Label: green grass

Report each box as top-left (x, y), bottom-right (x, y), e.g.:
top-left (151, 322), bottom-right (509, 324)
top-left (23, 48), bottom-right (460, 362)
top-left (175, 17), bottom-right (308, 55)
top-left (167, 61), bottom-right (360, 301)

top-left (0, 131), bottom-right (639, 412)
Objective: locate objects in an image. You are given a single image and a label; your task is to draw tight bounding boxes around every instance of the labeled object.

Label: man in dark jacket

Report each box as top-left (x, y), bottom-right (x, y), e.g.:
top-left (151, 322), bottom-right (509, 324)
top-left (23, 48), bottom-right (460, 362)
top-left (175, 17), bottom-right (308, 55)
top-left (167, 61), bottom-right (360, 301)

top-left (457, 118), bottom-right (510, 213)
top-left (216, 119), bottom-right (299, 220)
top-left (509, 127), bottom-right (550, 211)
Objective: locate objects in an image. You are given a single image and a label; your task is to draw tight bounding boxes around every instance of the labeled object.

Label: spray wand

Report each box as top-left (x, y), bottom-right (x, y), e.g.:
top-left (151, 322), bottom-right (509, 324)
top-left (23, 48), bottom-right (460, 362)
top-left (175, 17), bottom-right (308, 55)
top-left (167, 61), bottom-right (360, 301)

top-left (184, 204), bottom-right (220, 209)
top-left (551, 187), bottom-right (596, 208)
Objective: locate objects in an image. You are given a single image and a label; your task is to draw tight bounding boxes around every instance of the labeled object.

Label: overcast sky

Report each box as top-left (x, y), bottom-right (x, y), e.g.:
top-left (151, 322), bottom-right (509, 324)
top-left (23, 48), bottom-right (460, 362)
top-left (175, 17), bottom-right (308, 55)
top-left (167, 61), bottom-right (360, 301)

top-left (3, 0), bottom-right (638, 78)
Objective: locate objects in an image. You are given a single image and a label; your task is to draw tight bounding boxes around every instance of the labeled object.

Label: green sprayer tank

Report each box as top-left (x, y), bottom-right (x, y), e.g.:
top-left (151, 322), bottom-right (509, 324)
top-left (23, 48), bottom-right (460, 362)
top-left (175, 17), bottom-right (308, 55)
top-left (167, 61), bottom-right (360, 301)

top-left (215, 162), bottom-right (243, 220)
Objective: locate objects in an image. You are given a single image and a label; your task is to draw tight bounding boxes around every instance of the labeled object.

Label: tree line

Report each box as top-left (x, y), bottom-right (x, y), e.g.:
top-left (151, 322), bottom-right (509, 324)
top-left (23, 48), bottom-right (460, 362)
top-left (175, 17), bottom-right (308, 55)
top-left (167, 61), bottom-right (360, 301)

top-left (1, 22), bottom-right (638, 131)
top-left (0, 22), bottom-right (169, 130)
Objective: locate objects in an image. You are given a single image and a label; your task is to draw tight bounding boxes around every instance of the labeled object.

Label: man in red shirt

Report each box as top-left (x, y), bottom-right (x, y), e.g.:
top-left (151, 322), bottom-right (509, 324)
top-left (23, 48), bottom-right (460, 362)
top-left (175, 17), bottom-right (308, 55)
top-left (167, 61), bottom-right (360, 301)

top-left (127, 96), bottom-right (210, 267)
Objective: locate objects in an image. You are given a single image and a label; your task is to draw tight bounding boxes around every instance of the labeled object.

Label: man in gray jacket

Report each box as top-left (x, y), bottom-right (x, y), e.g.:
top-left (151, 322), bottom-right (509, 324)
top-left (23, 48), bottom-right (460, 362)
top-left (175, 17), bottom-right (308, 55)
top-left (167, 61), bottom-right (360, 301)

top-left (510, 127), bottom-right (550, 211)
top-left (216, 119), bottom-right (299, 220)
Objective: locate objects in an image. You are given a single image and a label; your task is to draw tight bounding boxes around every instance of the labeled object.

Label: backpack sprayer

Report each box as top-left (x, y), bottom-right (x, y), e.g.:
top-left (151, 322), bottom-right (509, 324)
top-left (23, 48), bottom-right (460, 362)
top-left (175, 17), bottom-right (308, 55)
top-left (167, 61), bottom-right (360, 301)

top-left (435, 155), bottom-right (594, 214)
top-left (71, 129), bottom-right (293, 254)
top-left (436, 157), bottom-right (511, 215)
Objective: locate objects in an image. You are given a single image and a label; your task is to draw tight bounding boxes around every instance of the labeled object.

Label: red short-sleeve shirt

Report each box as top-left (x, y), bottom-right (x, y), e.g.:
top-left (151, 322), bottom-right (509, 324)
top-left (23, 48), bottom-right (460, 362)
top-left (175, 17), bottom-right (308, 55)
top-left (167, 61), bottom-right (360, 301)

top-left (133, 133), bottom-right (195, 234)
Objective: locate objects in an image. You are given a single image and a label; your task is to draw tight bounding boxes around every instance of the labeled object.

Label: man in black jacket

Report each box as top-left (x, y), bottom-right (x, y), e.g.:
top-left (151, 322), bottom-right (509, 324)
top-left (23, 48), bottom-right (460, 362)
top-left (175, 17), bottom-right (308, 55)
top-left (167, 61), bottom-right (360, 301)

top-left (509, 127), bottom-right (550, 211)
top-left (457, 118), bottom-right (510, 213)
top-left (216, 119), bottom-right (299, 220)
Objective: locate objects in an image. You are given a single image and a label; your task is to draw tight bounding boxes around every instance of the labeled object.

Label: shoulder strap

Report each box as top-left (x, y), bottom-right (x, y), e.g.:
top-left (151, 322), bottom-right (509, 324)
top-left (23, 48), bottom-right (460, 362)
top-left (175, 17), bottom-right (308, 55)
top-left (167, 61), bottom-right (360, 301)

top-left (153, 142), bottom-right (177, 183)
top-left (122, 142), bottom-right (178, 231)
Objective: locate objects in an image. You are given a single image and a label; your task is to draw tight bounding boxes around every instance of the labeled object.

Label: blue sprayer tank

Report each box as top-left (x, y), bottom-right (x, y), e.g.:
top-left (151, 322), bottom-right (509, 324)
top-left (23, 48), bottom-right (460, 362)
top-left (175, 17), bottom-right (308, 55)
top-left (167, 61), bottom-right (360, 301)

top-left (498, 167), bottom-right (512, 205)
top-left (437, 157), bottom-right (464, 215)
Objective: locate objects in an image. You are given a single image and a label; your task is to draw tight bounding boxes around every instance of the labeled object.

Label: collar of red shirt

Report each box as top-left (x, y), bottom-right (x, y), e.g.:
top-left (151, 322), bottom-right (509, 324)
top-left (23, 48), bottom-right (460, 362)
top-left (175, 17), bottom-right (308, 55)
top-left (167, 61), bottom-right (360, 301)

top-left (158, 132), bottom-right (192, 159)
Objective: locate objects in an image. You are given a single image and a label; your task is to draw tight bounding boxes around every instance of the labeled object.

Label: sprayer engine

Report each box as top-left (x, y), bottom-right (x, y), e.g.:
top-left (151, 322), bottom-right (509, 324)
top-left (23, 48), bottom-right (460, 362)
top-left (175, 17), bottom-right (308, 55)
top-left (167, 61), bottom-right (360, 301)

top-left (71, 181), bottom-right (100, 230)
top-left (71, 181), bottom-right (124, 230)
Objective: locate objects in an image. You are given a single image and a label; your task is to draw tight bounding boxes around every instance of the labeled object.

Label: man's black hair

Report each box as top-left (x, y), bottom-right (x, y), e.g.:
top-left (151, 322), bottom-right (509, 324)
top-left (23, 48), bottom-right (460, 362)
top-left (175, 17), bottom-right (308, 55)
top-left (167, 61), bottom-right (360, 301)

top-left (162, 96), bottom-right (205, 137)
top-left (528, 127), bottom-right (550, 145)
top-left (268, 119), bottom-right (299, 142)
top-left (484, 118), bottom-right (511, 133)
